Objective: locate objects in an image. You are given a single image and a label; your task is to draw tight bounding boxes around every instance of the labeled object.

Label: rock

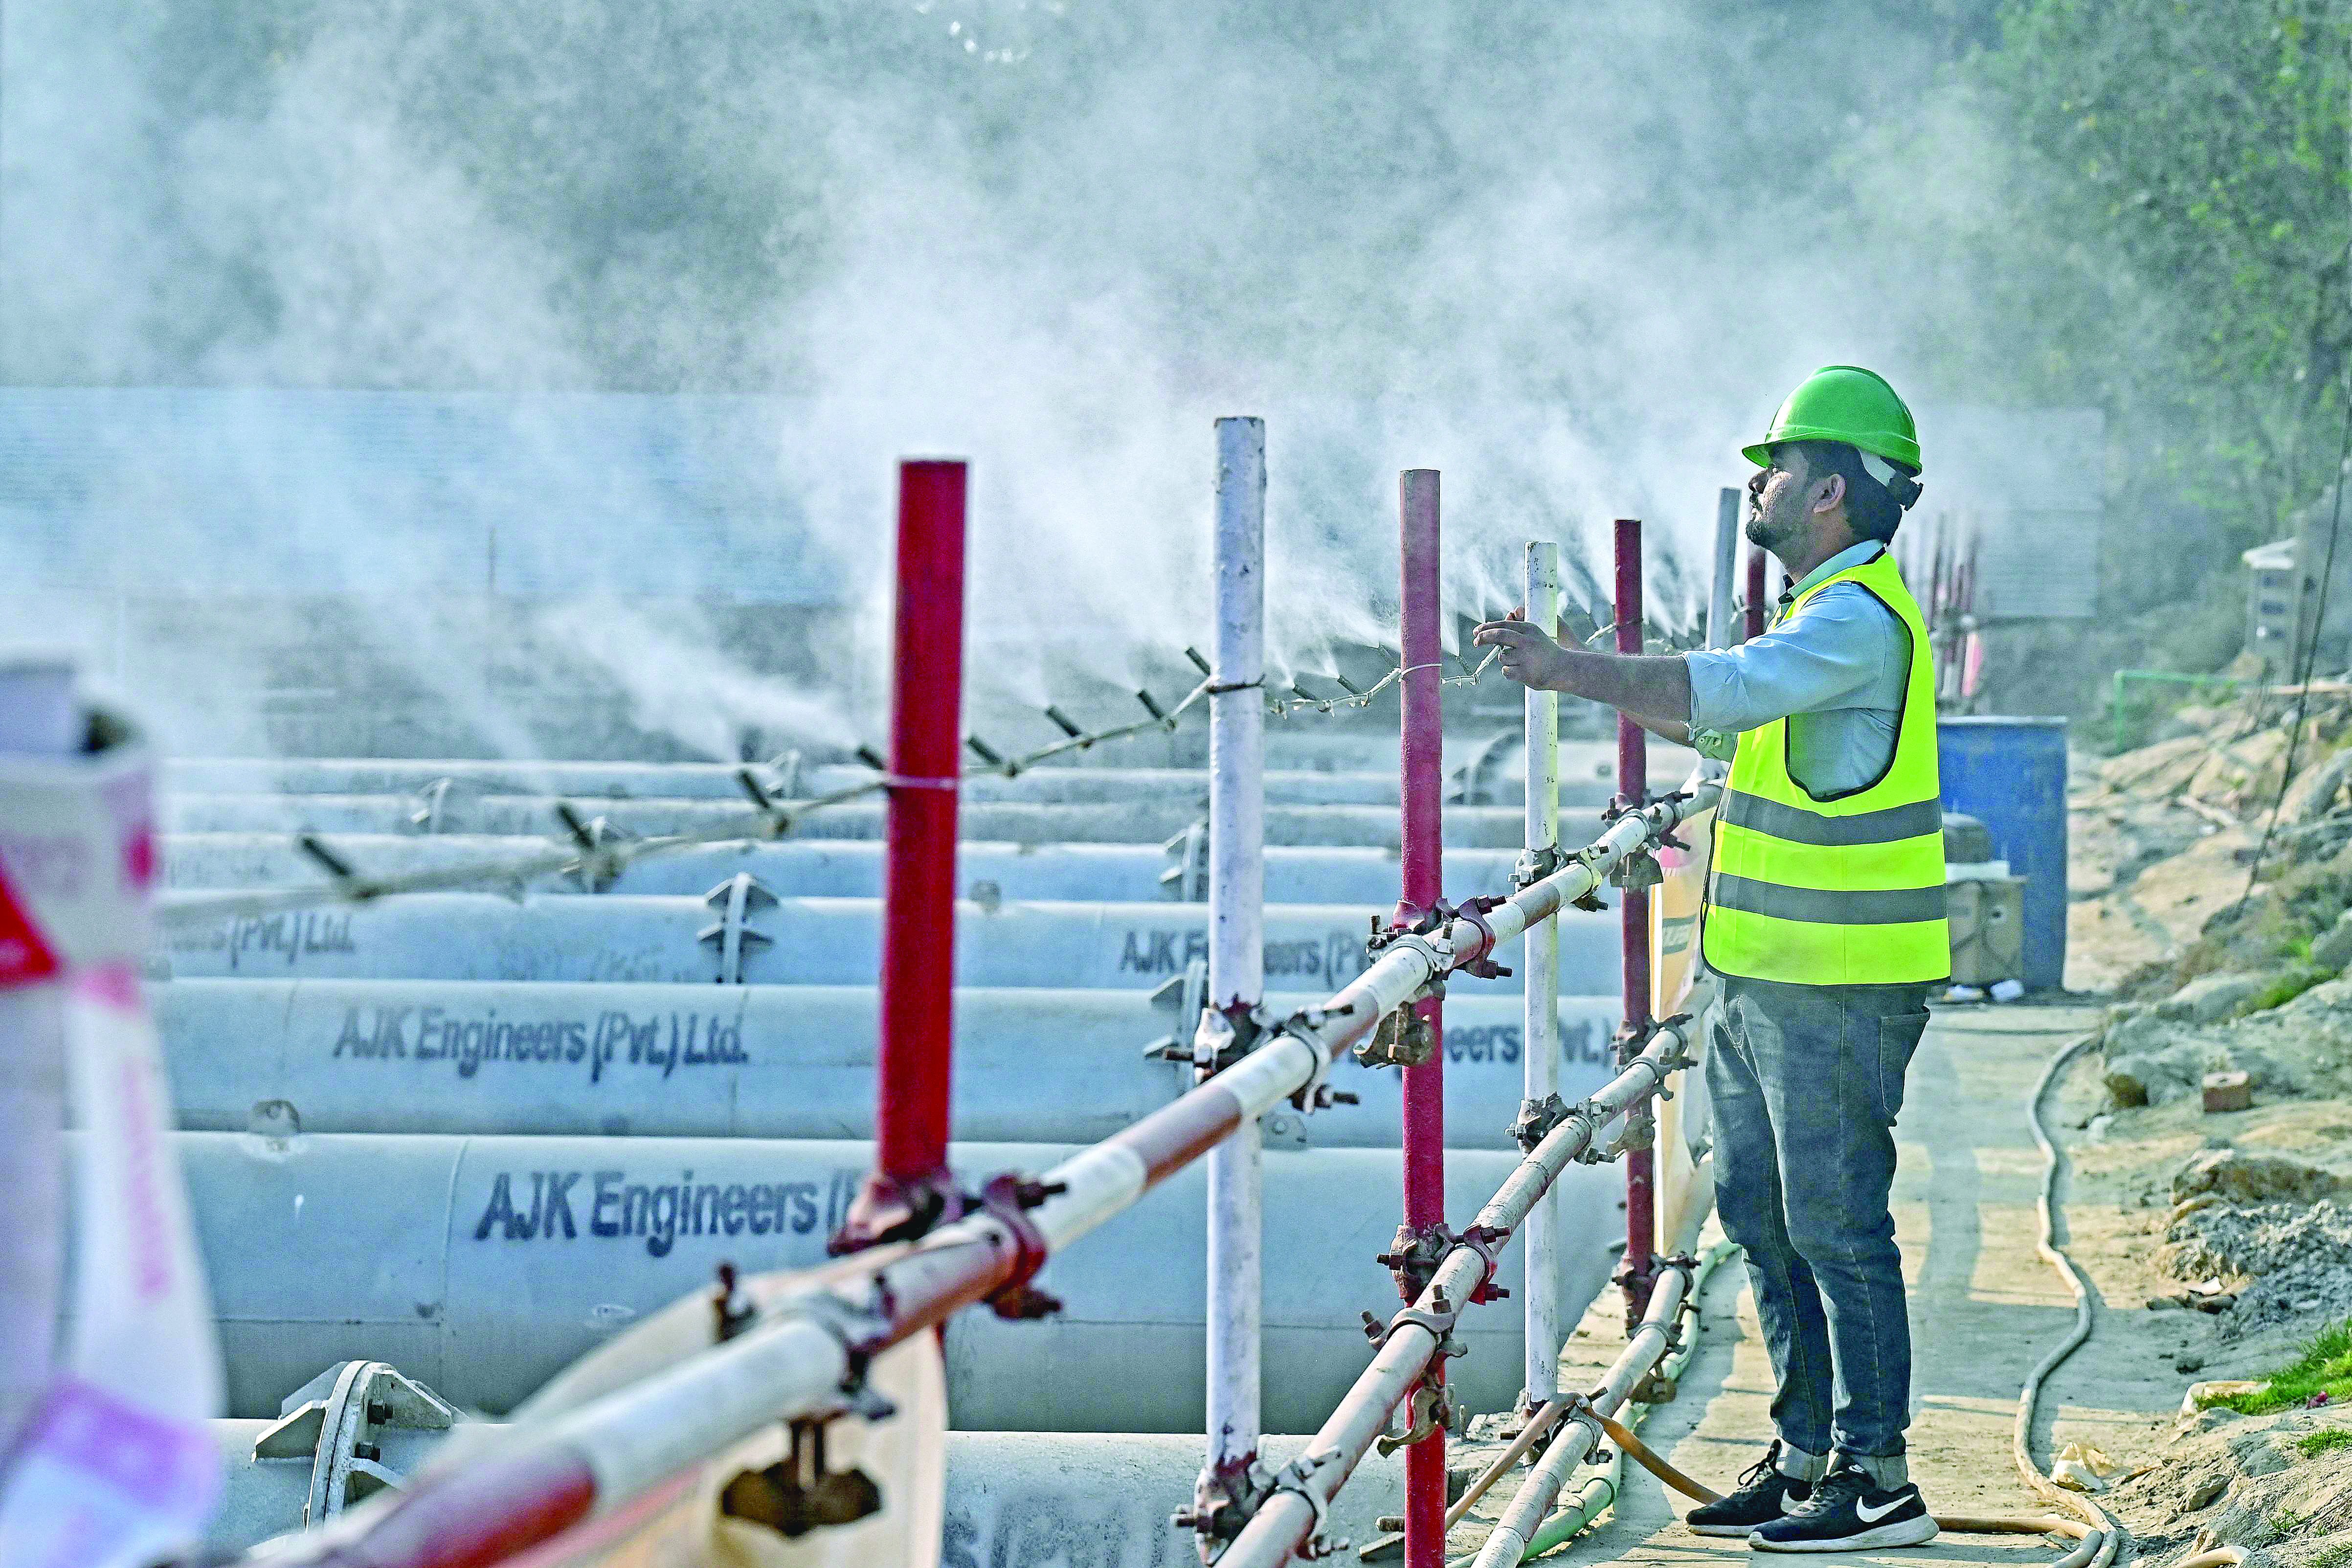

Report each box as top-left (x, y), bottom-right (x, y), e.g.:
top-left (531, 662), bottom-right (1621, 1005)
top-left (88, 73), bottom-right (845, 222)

top-left (2162, 972), bottom-right (2279, 1025)
top-left (2181, 1381), bottom-right (2265, 1419)
top-left (2184, 1474), bottom-right (2230, 1511)
top-left (2314, 910), bottom-right (2352, 973)
top-left (2108, 1047), bottom-right (2206, 1107)
top-left (2173, 1149), bottom-right (2347, 1205)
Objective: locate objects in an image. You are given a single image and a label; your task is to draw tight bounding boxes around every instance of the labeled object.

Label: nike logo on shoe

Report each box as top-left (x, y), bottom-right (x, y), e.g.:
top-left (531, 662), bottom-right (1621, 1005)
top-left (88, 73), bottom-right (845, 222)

top-left (1854, 1496), bottom-right (1908, 1523)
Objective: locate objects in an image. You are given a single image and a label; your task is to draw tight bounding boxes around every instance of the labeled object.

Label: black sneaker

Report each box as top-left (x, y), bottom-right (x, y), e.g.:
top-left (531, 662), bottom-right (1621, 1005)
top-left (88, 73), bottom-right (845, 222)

top-left (1748, 1456), bottom-right (1937, 1552)
top-left (1684, 1442), bottom-right (1814, 1537)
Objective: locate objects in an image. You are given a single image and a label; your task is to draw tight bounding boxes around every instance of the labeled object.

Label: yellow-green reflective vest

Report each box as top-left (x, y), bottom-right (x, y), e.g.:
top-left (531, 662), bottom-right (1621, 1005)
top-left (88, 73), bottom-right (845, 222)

top-left (1700, 547), bottom-right (1950, 986)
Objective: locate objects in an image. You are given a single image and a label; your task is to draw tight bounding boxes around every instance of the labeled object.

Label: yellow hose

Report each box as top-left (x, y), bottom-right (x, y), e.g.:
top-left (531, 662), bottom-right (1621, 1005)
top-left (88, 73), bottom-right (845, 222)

top-left (1591, 1412), bottom-right (2089, 1541)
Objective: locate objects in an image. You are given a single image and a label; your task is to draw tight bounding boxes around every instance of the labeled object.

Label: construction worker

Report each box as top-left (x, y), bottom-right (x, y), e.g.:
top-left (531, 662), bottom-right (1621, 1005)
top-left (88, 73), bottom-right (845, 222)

top-left (1475, 365), bottom-right (1948, 1552)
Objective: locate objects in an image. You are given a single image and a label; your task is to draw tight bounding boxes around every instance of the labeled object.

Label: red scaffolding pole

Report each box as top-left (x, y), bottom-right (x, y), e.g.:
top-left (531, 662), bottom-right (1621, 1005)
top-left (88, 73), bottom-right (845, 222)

top-left (1396, 468), bottom-right (1447, 1568)
top-left (837, 459), bottom-right (968, 1249)
top-left (1615, 518), bottom-right (1657, 1326)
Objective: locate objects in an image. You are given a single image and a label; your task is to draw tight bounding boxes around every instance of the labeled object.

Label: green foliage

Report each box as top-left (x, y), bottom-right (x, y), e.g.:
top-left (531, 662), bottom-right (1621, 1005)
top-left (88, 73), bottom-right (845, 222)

top-left (2308, 1536), bottom-right (2352, 1568)
top-left (2204, 1319), bottom-right (2352, 1413)
top-left (2248, 963), bottom-right (2330, 1014)
top-left (2297, 1427), bottom-right (2352, 1458)
top-left (1858, 1), bottom-right (2352, 620)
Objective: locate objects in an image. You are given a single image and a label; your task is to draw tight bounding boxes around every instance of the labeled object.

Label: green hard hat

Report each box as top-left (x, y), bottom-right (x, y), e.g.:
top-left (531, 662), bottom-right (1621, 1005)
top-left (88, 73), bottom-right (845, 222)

top-left (1741, 365), bottom-right (1923, 474)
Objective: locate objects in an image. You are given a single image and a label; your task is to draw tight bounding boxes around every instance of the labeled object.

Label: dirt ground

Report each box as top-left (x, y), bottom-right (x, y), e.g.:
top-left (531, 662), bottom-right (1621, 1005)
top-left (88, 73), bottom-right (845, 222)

top-left (1447, 1004), bottom-right (2222, 1566)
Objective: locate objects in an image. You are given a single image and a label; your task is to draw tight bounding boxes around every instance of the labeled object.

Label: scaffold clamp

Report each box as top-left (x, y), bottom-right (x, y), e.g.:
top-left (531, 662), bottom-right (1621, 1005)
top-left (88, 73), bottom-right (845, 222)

top-left (972, 1171), bottom-right (1067, 1321)
top-left (1193, 1000), bottom-right (1276, 1080)
top-left (1452, 895), bottom-right (1512, 980)
top-left (1374, 1376), bottom-right (1465, 1458)
top-left (1511, 843), bottom-right (1563, 890)
top-left (1353, 1003), bottom-right (1435, 1070)
top-left (1266, 1446), bottom-right (1350, 1561)
top-left (1511, 1092), bottom-right (1571, 1154)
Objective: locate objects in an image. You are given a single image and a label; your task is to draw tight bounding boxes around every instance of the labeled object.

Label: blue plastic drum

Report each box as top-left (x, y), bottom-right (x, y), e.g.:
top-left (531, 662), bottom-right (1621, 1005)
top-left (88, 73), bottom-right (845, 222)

top-left (1937, 717), bottom-right (2069, 990)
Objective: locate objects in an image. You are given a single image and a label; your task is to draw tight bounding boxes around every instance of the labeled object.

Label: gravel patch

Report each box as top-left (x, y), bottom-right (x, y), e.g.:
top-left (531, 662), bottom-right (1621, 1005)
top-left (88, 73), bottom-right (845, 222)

top-left (2166, 1199), bottom-right (2352, 1332)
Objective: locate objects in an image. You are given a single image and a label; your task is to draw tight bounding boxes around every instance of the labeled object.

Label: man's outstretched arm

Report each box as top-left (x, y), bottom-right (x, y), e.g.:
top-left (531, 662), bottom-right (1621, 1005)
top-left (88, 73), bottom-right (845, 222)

top-left (1471, 615), bottom-right (1692, 733)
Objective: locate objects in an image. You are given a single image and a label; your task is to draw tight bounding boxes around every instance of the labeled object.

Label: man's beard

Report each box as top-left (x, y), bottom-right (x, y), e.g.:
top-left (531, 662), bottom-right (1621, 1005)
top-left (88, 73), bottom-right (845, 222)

top-left (1743, 507), bottom-right (1785, 552)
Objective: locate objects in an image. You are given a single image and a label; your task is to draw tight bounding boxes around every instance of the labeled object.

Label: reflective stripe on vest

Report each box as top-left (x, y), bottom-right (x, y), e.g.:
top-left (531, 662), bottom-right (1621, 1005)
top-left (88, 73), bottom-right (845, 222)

top-left (1700, 548), bottom-right (1951, 986)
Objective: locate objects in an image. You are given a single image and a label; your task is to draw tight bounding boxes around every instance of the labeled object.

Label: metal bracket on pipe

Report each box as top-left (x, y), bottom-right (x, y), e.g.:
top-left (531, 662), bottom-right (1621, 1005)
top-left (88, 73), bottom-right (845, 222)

top-left (1599, 1105), bottom-right (1656, 1161)
top-left (1452, 895), bottom-right (1512, 980)
top-left (1374, 1222), bottom-right (1510, 1307)
top-left (718, 1414), bottom-right (886, 1537)
top-left (1143, 959), bottom-right (1211, 1062)
top-left (1374, 1376), bottom-right (1466, 1458)
top-left (1175, 1456), bottom-right (1277, 1552)
top-left (1265, 1446), bottom-right (1352, 1562)
top-left (1555, 845), bottom-right (1612, 912)
top-left (1161, 821), bottom-right (1210, 901)
top-left (1511, 843), bottom-right (1563, 891)
top-left (556, 805), bottom-right (638, 893)
top-left (1192, 1001), bottom-right (1277, 1081)
top-left (969, 1171), bottom-right (1070, 1320)
top-left (698, 872), bottom-right (779, 984)
top-left (409, 777), bottom-right (454, 834)
top-left (251, 1360), bottom-right (457, 1526)
top-left (1353, 1004), bottom-right (1435, 1070)
top-left (1271, 1005), bottom-right (1363, 1116)
top-left (1510, 1093), bottom-right (1571, 1154)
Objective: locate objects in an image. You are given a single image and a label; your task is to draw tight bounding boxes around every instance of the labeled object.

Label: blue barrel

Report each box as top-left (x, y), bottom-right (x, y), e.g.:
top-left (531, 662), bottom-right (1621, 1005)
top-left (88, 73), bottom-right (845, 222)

top-left (1937, 717), bottom-right (2068, 989)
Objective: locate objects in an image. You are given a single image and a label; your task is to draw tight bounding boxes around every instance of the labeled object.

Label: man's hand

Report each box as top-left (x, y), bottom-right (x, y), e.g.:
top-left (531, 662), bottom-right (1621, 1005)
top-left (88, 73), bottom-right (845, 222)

top-left (1472, 609), bottom-right (1571, 691)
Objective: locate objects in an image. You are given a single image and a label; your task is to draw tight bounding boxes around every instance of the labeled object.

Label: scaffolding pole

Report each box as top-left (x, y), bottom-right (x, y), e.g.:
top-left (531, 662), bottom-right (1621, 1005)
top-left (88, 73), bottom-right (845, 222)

top-left (836, 459), bottom-right (968, 1249)
top-left (1396, 468), bottom-right (1447, 1568)
top-left (1519, 542), bottom-right (1562, 1411)
top-left (1614, 518), bottom-right (1657, 1326)
top-left (1708, 489), bottom-right (1740, 650)
top-left (1199, 417), bottom-right (1268, 1539)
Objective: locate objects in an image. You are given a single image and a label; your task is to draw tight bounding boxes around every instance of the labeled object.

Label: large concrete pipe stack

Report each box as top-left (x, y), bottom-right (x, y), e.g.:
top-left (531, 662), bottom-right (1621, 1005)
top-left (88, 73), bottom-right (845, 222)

top-left (155, 890), bottom-right (1617, 990)
top-left (156, 980), bottom-right (1627, 1145)
top-left (135, 445), bottom-right (1707, 1563)
top-left (107, 1133), bottom-right (1623, 1431)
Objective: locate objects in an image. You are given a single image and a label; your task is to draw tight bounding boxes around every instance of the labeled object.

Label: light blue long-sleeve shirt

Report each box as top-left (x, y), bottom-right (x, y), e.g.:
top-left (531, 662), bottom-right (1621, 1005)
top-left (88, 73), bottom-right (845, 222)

top-left (1681, 541), bottom-right (1907, 800)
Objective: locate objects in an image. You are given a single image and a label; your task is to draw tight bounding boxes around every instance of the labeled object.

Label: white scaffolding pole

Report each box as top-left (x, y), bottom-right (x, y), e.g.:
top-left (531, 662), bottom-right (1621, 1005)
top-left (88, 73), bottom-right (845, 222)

top-left (0, 655), bottom-right (77, 1455)
top-left (1520, 542), bottom-right (1562, 1409)
top-left (1708, 487), bottom-right (1741, 650)
top-left (1201, 416), bottom-right (1268, 1518)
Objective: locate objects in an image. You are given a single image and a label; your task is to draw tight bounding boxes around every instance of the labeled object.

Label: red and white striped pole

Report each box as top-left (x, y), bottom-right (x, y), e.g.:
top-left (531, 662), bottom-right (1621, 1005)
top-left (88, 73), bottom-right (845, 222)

top-left (1397, 469), bottom-right (1446, 1568)
top-left (1614, 518), bottom-right (1657, 1327)
top-left (836, 459), bottom-right (968, 1249)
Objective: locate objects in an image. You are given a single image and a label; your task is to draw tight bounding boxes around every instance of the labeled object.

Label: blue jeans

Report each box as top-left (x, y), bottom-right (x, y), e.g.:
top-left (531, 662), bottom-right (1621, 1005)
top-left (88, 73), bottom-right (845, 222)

top-left (1704, 973), bottom-right (1932, 1458)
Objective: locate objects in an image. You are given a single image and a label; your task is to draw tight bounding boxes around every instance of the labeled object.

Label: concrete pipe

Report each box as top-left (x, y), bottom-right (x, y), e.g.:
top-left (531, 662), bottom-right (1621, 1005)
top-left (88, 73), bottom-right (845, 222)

top-left (163, 749), bottom-right (1687, 807)
top-left (155, 892), bottom-right (1620, 992)
top-left (160, 791), bottom-right (1591, 850)
top-left (153, 979), bottom-right (1627, 1148)
top-left (115, 1133), bottom-right (1625, 1430)
top-left (161, 832), bottom-right (1529, 907)
top-left (202, 1412), bottom-right (1406, 1564)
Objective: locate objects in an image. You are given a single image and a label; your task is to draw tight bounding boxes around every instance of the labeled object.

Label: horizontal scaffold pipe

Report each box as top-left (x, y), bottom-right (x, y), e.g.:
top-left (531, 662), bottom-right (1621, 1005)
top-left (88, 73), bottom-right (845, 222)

top-left (159, 793), bottom-right (1607, 851)
top-left (159, 833), bottom-right (1534, 907)
top-left (153, 893), bottom-right (1616, 990)
top-left (133, 1132), bottom-right (1624, 1429)
top-left (162, 751), bottom-right (1692, 809)
top-left (1470, 1262), bottom-right (1694, 1568)
top-left (245, 775), bottom-right (1717, 1568)
top-left (203, 1422), bottom-right (1413, 1564)
top-left (156, 980), bottom-right (1628, 1148)
top-left (1217, 1018), bottom-right (1700, 1568)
